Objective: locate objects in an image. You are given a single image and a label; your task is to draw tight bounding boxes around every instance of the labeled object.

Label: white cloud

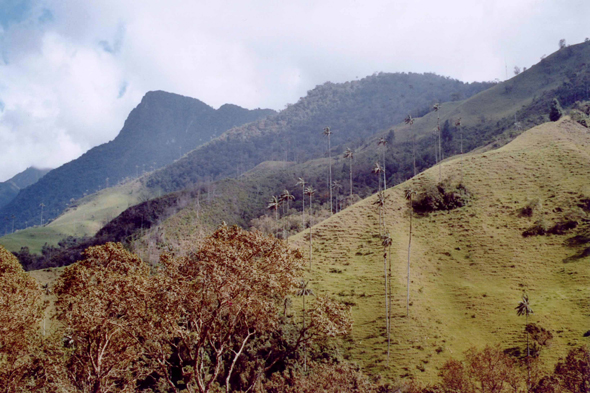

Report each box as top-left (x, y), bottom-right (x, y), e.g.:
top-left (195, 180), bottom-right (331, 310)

top-left (0, 0), bottom-right (589, 181)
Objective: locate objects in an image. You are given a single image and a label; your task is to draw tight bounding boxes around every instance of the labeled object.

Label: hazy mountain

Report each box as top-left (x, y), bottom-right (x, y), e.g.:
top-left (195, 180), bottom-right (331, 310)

top-left (0, 167), bottom-right (51, 210)
top-left (0, 91), bottom-right (274, 232)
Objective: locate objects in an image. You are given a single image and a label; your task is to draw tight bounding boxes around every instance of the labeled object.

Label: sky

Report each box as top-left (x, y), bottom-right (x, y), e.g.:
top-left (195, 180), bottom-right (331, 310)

top-left (0, 0), bottom-right (588, 181)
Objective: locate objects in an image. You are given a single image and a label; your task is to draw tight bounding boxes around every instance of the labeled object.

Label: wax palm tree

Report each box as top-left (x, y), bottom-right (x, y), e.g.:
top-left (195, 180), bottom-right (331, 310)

top-left (372, 162), bottom-right (383, 193)
top-left (382, 233), bottom-right (393, 365)
top-left (280, 190), bottom-right (295, 240)
top-left (297, 280), bottom-right (314, 372)
top-left (433, 103), bottom-right (442, 183)
top-left (373, 191), bottom-right (386, 236)
top-left (378, 137), bottom-right (388, 190)
top-left (455, 118), bottom-right (463, 182)
top-left (304, 186), bottom-right (316, 270)
top-left (39, 203), bottom-right (45, 226)
top-left (296, 178), bottom-right (306, 228)
top-left (323, 126), bottom-right (333, 214)
top-left (332, 180), bottom-right (343, 212)
top-left (343, 148), bottom-right (354, 197)
top-left (404, 188), bottom-right (417, 317)
top-left (516, 292), bottom-right (534, 390)
top-left (405, 115), bottom-right (416, 176)
top-left (267, 196), bottom-right (281, 237)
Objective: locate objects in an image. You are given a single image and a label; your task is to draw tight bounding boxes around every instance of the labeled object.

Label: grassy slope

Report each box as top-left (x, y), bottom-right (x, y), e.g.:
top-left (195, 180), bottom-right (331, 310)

top-left (0, 180), bottom-right (148, 253)
top-left (291, 118), bottom-right (590, 382)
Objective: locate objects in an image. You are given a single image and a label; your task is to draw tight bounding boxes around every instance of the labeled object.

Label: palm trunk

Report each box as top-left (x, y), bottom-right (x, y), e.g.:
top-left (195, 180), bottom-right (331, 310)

top-left (349, 158), bottom-right (353, 197)
top-left (388, 243), bottom-right (392, 365)
top-left (407, 195), bottom-right (413, 317)
top-left (328, 135), bottom-right (333, 214)
top-left (439, 121), bottom-right (442, 183)
top-left (303, 294), bottom-right (307, 372)
top-left (382, 151), bottom-right (387, 191)
top-left (526, 313), bottom-right (530, 392)
top-left (302, 186), bottom-right (305, 229)
top-left (412, 135), bottom-right (417, 177)
top-left (384, 247), bottom-right (389, 365)
top-left (460, 129), bottom-right (464, 183)
top-left (309, 195), bottom-right (313, 270)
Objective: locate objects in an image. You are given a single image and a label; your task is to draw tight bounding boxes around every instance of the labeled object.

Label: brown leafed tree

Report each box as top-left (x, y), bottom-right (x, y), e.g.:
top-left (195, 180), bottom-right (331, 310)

top-left (52, 242), bottom-right (153, 393)
top-left (0, 245), bottom-right (44, 392)
top-left (153, 225), bottom-right (305, 393)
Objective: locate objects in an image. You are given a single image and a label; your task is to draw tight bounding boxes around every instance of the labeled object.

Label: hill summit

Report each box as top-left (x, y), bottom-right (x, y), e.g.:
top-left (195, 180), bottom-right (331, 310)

top-left (0, 92), bottom-right (275, 233)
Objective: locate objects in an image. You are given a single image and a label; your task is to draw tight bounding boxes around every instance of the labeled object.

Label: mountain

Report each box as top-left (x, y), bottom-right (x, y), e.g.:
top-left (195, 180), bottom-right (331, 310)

top-left (291, 117), bottom-right (590, 382)
top-left (0, 167), bottom-right (51, 210)
top-left (145, 73), bottom-right (494, 193)
top-left (0, 91), bottom-right (275, 233)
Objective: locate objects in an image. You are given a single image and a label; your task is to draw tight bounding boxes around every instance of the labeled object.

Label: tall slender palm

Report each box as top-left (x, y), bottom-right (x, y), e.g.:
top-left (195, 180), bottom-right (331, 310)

top-left (516, 292), bottom-right (534, 390)
top-left (405, 115), bottom-right (416, 176)
top-left (296, 280), bottom-right (314, 372)
top-left (39, 203), bottom-right (45, 226)
top-left (433, 103), bottom-right (442, 183)
top-left (378, 137), bottom-right (388, 190)
top-left (455, 118), bottom-right (463, 182)
top-left (267, 196), bottom-right (281, 237)
top-left (332, 180), bottom-right (343, 212)
top-left (304, 186), bottom-right (316, 270)
top-left (382, 233), bottom-right (393, 365)
top-left (323, 126), bottom-right (333, 214)
top-left (343, 148), bottom-right (354, 197)
top-left (280, 190), bottom-right (295, 240)
top-left (372, 163), bottom-right (384, 234)
top-left (296, 178), bottom-right (306, 228)
top-left (404, 188), bottom-right (417, 317)
top-left (373, 191), bottom-right (386, 236)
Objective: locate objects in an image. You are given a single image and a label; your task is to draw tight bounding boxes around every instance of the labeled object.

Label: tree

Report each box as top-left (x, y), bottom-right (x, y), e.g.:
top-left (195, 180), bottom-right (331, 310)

top-left (404, 188), bottom-right (417, 317)
top-left (516, 292), bottom-right (534, 390)
top-left (280, 190), bottom-right (295, 240)
top-left (52, 243), bottom-right (153, 393)
top-left (382, 233), bottom-right (392, 365)
top-left (343, 148), bottom-right (354, 197)
top-left (268, 195), bottom-right (281, 236)
top-left (0, 245), bottom-right (43, 391)
top-left (553, 346), bottom-right (590, 393)
top-left (405, 115), bottom-right (416, 176)
top-left (332, 180), bottom-right (343, 213)
top-left (304, 186), bottom-right (316, 270)
top-left (550, 98), bottom-right (563, 122)
top-left (297, 178), bottom-right (306, 227)
top-left (152, 225), bottom-right (305, 393)
top-left (559, 39), bottom-right (567, 49)
top-left (378, 137), bottom-right (388, 190)
top-left (296, 280), bottom-right (314, 372)
top-left (514, 66), bottom-right (521, 75)
top-left (323, 126), bottom-right (333, 214)
top-left (455, 118), bottom-right (463, 182)
top-left (433, 103), bottom-right (442, 183)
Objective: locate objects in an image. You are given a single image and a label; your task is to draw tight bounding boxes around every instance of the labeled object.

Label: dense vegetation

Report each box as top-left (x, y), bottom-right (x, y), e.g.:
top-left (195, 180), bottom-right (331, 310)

top-left (0, 92), bottom-right (274, 234)
top-left (146, 73), bottom-right (495, 193)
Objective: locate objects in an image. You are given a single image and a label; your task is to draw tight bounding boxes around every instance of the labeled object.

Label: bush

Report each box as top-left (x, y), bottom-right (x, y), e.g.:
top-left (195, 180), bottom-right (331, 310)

top-left (550, 98), bottom-right (563, 121)
top-left (412, 181), bottom-right (471, 214)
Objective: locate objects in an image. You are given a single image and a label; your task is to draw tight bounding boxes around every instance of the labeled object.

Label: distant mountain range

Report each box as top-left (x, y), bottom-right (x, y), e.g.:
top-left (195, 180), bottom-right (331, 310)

top-left (0, 167), bottom-right (51, 210)
top-left (0, 91), bottom-right (274, 232)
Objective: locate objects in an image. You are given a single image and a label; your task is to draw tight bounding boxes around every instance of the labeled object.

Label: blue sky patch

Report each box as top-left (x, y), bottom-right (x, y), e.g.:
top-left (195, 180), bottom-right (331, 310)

top-left (117, 81), bottom-right (128, 98)
top-left (0, 0), bottom-right (35, 29)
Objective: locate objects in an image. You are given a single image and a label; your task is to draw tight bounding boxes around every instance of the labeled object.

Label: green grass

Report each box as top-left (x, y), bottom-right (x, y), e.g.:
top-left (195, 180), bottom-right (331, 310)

top-left (290, 117), bottom-right (590, 382)
top-left (0, 179), bottom-right (149, 253)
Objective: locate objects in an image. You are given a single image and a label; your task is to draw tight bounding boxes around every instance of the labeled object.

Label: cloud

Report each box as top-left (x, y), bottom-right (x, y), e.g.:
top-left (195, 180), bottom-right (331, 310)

top-left (0, 0), bottom-right (589, 181)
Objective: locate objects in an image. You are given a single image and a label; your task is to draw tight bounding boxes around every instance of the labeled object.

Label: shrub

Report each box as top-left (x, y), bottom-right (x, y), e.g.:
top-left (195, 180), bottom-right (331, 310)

top-left (549, 98), bottom-right (563, 122)
top-left (411, 181), bottom-right (471, 214)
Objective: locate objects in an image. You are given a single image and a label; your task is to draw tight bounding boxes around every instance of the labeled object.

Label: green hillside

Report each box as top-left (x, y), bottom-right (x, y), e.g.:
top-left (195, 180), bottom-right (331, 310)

top-left (290, 118), bottom-right (590, 382)
top-left (0, 179), bottom-right (149, 254)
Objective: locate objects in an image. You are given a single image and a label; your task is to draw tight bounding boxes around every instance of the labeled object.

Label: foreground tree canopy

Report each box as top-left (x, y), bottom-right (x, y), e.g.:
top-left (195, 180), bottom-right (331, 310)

top-left (0, 226), bottom-right (588, 392)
